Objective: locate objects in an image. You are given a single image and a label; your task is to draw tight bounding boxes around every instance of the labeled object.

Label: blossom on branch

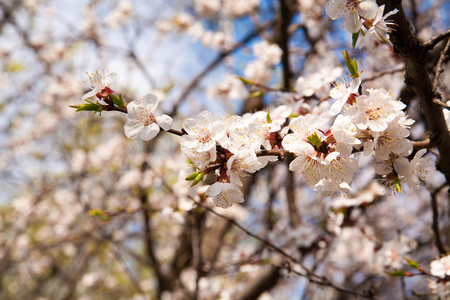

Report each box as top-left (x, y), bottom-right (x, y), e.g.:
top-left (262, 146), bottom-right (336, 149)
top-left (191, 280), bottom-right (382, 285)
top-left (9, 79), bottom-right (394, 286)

top-left (82, 69), bottom-right (116, 100)
top-left (124, 94), bottom-right (173, 141)
top-left (180, 110), bottom-right (226, 152)
top-left (359, 5), bottom-right (399, 50)
top-left (206, 182), bottom-right (244, 208)
top-left (325, 0), bottom-right (378, 33)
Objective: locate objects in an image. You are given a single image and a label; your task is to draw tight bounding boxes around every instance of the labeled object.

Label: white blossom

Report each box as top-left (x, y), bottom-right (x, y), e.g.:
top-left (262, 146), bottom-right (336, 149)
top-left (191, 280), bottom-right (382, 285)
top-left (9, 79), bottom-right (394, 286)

top-left (359, 5), bottom-right (399, 50)
top-left (253, 40), bottom-right (282, 66)
top-left (350, 88), bottom-right (406, 132)
top-left (124, 94), bottom-right (173, 141)
top-left (329, 77), bottom-right (361, 115)
top-left (394, 149), bottom-right (435, 190)
top-left (227, 149), bottom-right (263, 186)
top-left (325, 0), bottom-right (378, 33)
top-left (206, 182), bottom-right (244, 208)
top-left (180, 110), bottom-right (226, 152)
top-left (430, 255), bottom-right (450, 279)
top-left (223, 0), bottom-right (260, 17)
top-left (82, 69), bottom-right (116, 100)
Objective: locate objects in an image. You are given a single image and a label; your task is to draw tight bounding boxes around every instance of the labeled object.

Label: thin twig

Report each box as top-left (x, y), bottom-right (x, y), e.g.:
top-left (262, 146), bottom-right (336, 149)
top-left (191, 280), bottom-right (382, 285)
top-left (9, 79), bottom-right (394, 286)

top-left (411, 138), bottom-right (431, 151)
top-left (424, 29), bottom-right (450, 50)
top-left (194, 200), bottom-right (375, 299)
top-left (427, 183), bottom-right (449, 255)
top-left (272, 262), bottom-right (376, 299)
top-left (361, 67), bottom-right (405, 84)
top-left (432, 38), bottom-right (450, 91)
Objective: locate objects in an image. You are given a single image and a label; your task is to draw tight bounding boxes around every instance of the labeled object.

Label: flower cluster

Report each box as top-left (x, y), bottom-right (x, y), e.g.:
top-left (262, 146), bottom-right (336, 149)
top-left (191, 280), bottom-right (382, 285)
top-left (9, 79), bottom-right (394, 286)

top-left (77, 68), bottom-right (435, 207)
top-left (325, 0), bottom-right (398, 49)
top-left (180, 110), bottom-right (281, 208)
top-left (328, 80), bottom-right (434, 193)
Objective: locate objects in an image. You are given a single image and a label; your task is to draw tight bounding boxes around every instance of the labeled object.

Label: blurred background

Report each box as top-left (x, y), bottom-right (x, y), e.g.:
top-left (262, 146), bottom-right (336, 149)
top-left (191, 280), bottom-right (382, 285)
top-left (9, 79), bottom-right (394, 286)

top-left (0, 0), bottom-right (449, 299)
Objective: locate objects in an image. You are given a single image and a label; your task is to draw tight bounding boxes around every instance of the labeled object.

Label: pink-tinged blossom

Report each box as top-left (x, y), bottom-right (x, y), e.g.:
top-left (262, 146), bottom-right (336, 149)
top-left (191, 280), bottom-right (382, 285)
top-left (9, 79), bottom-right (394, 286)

top-left (82, 69), bottom-right (116, 100)
top-left (241, 112), bottom-right (281, 151)
top-left (206, 182), bottom-right (244, 208)
top-left (327, 211), bottom-right (344, 235)
top-left (194, 0), bottom-right (220, 17)
top-left (322, 152), bottom-right (358, 185)
top-left (180, 110), bottom-right (226, 152)
top-left (376, 237), bottom-right (416, 271)
top-left (124, 94), bottom-right (173, 141)
top-left (359, 5), bottom-right (399, 50)
top-left (243, 59), bottom-right (272, 84)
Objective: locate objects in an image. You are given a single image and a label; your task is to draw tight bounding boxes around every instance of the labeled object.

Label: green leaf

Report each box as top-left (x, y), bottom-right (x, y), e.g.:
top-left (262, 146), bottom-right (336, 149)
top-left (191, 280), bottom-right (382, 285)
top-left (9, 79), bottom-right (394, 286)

top-left (238, 76), bottom-right (253, 85)
top-left (393, 177), bottom-right (402, 194)
top-left (352, 31), bottom-right (360, 49)
top-left (88, 209), bottom-right (105, 216)
top-left (88, 209), bottom-right (110, 221)
top-left (110, 93), bottom-right (126, 109)
top-left (70, 100), bottom-right (103, 114)
top-left (266, 109), bottom-right (272, 123)
top-left (307, 132), bottom-right (321, 148)
top-left (191, 172), bottom-right (204, 187)
top-left (386, 269), bottom-right (407, 277)
top-left (405, 258), bottom-right (420, 269)
top-left (249, 90), bottom-right (264, 98)
top-left (185, 172), bottom-right (200, 181)
top-left (342, 49), bottom-right (361, 78)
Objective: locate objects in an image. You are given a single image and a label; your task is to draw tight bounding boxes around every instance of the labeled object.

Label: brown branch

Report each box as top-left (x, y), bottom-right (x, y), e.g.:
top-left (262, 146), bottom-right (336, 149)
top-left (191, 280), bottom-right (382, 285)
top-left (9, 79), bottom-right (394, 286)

top-left (432, 38), bottom-right (450, 90)
top-left (138, 146), bottom-right (169, 299)
top-left (424, 29), bottom-right (450, 50)
top-left (234, 266), bottom-right (281, 300)
top-left (194, 200), bottom-right (375, 299)
top-left (276, 0), bottom-right (295, 91)
top-left (411, 138), bottom-right (432, 151)
top-left (169, 20), bottom-right (276, 117)
top-left (377, 0), bottom-right (450, 182)
top-left (427, 183), bottom-right (449, 255)
top-left (272, 262), bottom-right (377, 299)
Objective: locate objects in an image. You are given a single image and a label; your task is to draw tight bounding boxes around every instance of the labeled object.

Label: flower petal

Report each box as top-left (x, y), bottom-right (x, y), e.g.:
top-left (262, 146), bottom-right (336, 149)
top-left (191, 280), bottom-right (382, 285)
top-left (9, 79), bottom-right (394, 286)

top-left (156, 114), bottom-right (173, 131)
top-left (139, 123), bottom-right (160, 141)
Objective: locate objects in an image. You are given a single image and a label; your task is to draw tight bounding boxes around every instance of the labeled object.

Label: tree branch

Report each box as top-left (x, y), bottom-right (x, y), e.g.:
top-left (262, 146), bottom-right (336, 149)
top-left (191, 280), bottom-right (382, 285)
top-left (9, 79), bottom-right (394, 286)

top-left (424, 29), bottom-right (450, 50)
top-left (427, 183), bottom-right (448, 255)
top-left (377, 0), bottom-right (450, 182)
top-left (193, 200), bottom-right (375, 299)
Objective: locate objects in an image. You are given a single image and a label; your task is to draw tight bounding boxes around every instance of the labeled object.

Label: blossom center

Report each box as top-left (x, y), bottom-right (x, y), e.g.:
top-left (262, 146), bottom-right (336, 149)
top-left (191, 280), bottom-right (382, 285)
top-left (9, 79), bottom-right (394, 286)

top-left (346, 0), bottom-right (361, 11)
top-left (366, 107), bottom-right (382, 120)
top-left (197, 127), bottom-right (212, 143)
top-left (140, 109), bottom-right (156, 126)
